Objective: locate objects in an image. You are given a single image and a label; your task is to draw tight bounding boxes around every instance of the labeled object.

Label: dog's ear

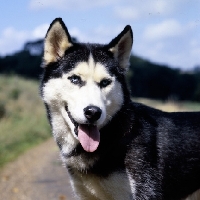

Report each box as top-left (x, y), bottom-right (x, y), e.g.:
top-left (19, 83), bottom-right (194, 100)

top-left (108, 25), bottom-right (133, 71)
top-left (43, 18), bottom-right (73, 66)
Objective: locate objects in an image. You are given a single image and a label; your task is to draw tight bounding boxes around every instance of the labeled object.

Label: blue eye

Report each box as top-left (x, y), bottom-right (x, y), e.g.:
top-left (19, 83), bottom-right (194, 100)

top-left (99, 79), bottom-right (112, 88)
top-left (68, 75), bottom-right (82, 85)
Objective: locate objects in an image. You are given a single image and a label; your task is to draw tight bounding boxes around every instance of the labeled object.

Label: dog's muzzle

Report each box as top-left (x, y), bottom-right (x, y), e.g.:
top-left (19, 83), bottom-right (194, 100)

top-left (65, 105), bottom-right (101, 153)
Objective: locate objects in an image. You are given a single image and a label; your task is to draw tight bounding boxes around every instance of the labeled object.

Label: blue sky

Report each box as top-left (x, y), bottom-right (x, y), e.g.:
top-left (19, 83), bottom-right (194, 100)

top-left (0, 0), bottom-right (200, 69)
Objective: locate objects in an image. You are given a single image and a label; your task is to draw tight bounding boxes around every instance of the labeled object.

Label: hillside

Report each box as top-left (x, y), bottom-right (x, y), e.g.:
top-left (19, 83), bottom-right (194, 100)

top-left (0, 75), bottom-right (51, 167)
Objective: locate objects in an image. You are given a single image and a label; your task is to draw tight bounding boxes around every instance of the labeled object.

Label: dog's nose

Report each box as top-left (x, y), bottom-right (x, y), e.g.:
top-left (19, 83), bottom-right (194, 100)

top-left (84, 106), bottom-right (102, 122)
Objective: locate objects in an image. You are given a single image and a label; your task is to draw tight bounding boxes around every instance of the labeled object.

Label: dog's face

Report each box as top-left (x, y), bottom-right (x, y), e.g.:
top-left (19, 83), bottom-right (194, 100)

top-left (41, 18), bottom-right (133, 153)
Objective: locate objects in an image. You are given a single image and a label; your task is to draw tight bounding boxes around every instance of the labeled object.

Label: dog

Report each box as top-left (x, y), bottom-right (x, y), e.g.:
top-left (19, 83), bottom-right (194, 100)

top-left (40, 18), bottom-right (200, 200)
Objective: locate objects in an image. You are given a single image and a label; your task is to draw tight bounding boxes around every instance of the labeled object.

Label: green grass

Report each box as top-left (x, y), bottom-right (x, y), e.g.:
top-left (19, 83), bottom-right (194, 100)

top-left (133, 98), bottom-right (200, 112)
top-left (0, 75), bottom-right (51, 168)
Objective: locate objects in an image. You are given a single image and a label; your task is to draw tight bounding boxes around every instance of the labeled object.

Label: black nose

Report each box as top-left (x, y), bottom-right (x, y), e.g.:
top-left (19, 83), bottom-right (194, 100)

top-left (84, 106), bottom-right (102, 122)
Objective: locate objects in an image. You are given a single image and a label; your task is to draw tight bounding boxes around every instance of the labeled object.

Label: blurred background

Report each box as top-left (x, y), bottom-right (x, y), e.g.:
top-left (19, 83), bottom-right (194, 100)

top-left (0, 0), bottom-right (200, 199)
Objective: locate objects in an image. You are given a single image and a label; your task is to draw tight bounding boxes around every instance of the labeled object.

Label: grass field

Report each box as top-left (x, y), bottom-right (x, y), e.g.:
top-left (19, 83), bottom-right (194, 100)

top-left (133, 98), bottom-right (200, 112)
top-left (1, 74), bottom-right (200, 168)
top-left (0, 75), bottom-right (51, 168)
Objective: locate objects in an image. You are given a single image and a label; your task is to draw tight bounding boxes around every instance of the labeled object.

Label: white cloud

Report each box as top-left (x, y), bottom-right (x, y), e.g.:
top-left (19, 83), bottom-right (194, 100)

top-left (0, 23), bottom-right (123, 56)
top-left (0, 27), bottom-right (28, 55)
top-left (0, 24), bottom-right (49, 55)
top-left (114, 0), bottom-right (179, 20)
top-left (2, 28), bottom-right (27, 41)
top-left (69, 27), bottom-right (89, 43)
top-left (140, 18), bottom-right (200, 67)
top-left (132, 16), bottom-right (200, 69)
top-left (114, 6), bottom-right (140, 20)
top-left (150, 0), bottom-right (175, 14)
top-left (135, 43), bottom-right (179, 69)
top-left (69, 25), bottom-right (124, 44)
top-left (29, 0), bottom-right (117, 10)
top-left (143, 19), bottom-right (183, 41)
top-left (92, 25), bottom-right (123, 43)
top-left (32, 24), bottom-right (49, 38)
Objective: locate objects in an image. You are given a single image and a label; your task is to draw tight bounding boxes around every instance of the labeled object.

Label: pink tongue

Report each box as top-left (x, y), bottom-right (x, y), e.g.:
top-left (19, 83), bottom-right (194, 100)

top-left (78, 124), bottom-right (100, 152)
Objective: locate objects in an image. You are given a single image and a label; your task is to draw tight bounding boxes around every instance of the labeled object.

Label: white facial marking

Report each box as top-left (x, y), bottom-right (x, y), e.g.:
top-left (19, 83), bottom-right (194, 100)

top-left (65, 54), bottom-right (123, 128)
top-left (43, 54), bottom-right (124, 129)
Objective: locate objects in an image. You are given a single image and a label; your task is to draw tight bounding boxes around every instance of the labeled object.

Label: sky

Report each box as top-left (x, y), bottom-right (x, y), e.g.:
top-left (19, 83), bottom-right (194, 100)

top-left (0, 0), bottom-right (200, 70)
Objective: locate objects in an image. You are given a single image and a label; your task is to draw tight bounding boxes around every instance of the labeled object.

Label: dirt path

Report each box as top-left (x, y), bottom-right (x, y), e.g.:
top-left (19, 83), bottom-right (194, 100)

top-left (0, 139), bottom-right (75, 200)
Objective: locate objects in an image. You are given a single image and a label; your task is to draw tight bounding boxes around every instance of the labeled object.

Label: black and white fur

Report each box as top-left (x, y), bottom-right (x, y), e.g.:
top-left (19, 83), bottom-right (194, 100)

top-left (40, 18), bottom-right (200, 200)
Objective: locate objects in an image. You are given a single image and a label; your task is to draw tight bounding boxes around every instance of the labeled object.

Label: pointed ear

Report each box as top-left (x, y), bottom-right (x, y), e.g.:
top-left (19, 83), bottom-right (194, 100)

top-left (108, 25), bottom-right (133, 71)
top-left (43, 18), bottom-right (73, 66)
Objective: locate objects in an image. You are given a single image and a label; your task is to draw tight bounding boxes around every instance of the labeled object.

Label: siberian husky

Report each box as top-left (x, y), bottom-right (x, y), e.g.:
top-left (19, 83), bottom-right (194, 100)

top-left (40, 18), bottom-right (200, 200)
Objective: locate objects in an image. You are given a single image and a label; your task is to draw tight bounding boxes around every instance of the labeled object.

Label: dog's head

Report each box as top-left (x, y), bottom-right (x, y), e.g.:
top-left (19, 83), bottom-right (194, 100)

top-left (41, 18), bottom-right (133, 152)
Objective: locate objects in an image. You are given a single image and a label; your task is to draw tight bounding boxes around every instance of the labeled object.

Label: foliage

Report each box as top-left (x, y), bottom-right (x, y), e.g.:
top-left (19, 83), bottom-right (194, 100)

top-left (0, 50), bottom-right (42, 78)
top-left (129, 55), bottom-right (198, 101)
top-left (0, 101), bottom-right (6, 119)
top-left (0, 75), bottom-right (50, 168)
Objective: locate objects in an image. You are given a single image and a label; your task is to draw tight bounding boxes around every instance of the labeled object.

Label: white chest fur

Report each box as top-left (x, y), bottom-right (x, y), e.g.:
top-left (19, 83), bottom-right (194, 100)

top-left (70, 171), bottom-right (136, 200)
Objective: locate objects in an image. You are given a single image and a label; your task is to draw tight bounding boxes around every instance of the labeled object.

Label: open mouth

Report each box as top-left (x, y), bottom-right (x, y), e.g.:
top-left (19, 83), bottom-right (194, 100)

top-left (65, 106), bottom-right (100, 152)
top-left (78, 124), bottom-right (100, 152)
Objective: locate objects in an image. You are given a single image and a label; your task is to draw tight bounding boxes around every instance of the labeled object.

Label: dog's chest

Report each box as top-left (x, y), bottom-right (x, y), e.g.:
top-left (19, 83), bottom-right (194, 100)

top-left (72, 171), bottom-right (136, 200)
